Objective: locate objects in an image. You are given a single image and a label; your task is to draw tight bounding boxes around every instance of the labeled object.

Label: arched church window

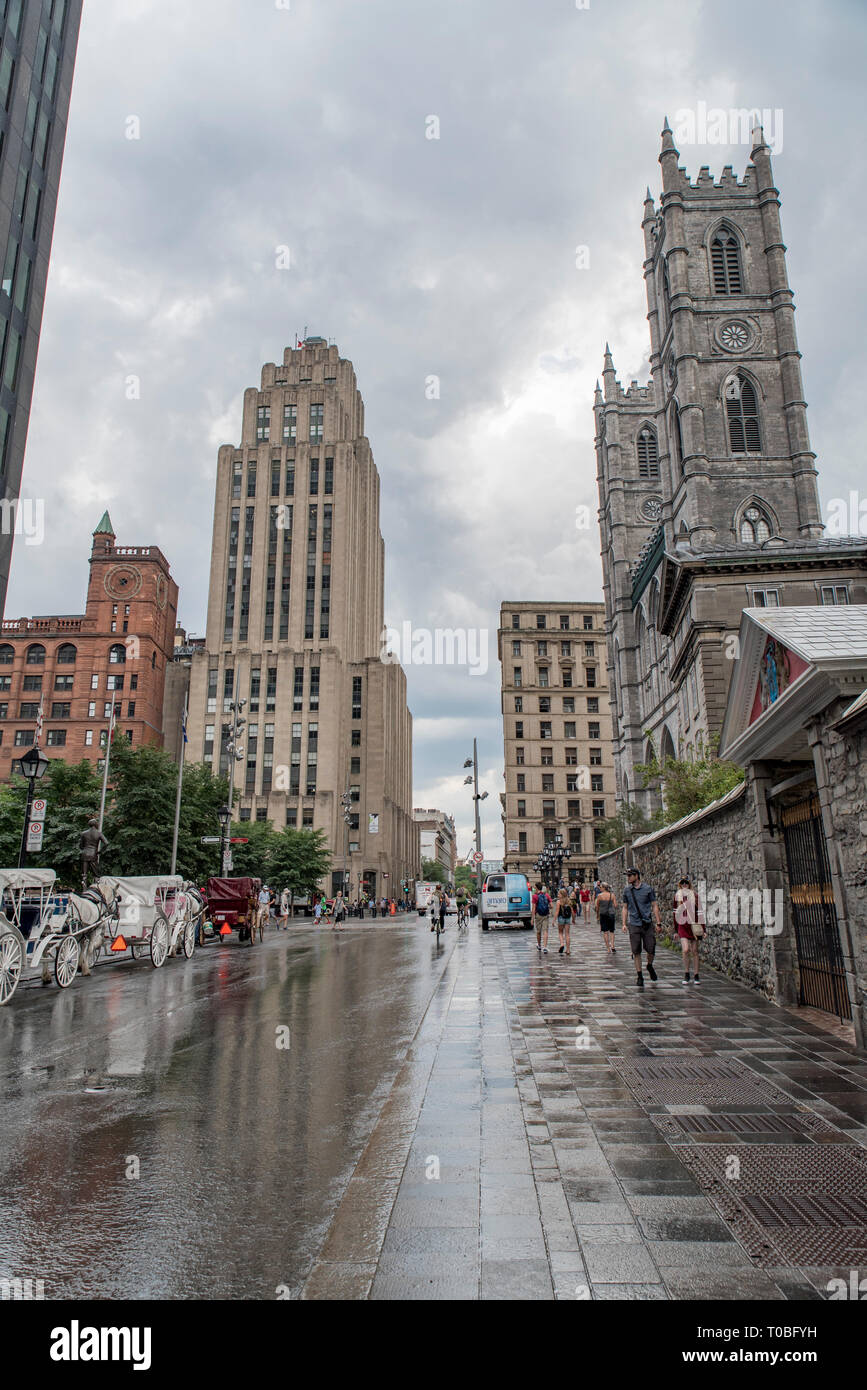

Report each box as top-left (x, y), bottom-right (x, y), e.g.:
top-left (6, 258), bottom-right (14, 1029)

top-left (637, 427), bottom-right (659, 478)
top-left (711, 228), bottom-right (743, 295)
top-left (725, 372), bottom-right (761, 453)
top-left (739, 503), bottom-right (772, 543)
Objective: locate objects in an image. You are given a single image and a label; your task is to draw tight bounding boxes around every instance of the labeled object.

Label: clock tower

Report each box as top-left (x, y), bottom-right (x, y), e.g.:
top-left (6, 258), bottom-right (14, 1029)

top-left (596, 122), bottom-right (867, 812)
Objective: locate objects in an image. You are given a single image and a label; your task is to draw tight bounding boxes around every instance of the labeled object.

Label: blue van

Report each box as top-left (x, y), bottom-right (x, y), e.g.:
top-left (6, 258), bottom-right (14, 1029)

top-left (480, 873), bottom-right (532, 931)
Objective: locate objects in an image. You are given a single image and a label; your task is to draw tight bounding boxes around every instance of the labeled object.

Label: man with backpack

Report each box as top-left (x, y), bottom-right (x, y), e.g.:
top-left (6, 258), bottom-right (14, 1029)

top-left (533, 881), bottom-right (551, 954)
top-left (622, 866), bottom-right (661, 988)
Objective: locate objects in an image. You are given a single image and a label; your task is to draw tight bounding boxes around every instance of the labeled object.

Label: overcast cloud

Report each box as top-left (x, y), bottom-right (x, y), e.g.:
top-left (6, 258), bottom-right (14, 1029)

top-left (8, 0), bottom-right (867, 860)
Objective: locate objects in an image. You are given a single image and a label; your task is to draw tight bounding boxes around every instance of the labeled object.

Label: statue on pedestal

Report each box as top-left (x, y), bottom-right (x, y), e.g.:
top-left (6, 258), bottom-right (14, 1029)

top-left (79, 817), bottom-right (108, 890)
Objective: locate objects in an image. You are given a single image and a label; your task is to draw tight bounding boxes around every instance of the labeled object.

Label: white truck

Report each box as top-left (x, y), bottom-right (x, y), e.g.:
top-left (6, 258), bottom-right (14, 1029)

top-left (416, 882), bottom-right (457, 916)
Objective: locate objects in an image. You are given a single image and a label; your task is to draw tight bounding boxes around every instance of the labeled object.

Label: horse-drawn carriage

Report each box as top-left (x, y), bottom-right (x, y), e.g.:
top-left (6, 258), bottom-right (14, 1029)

top-left (96, 875), bottom-right (204, 967)
top-left (201, 877), bottom-right (262, 946)
top-left (0, 868), bottom-right (106, 1004)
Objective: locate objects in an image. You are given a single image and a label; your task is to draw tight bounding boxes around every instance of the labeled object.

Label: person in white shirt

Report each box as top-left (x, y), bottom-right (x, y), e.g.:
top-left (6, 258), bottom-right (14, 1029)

top-left (279, 887), bottom-right (290, 930)
top-left (257, 886), bottom-right (271, 936)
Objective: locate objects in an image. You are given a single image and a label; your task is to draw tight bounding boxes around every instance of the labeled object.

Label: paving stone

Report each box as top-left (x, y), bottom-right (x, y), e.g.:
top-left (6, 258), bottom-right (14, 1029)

top-left (592, 1283), bottom-right (669, 1300)
top-left (582, 1243), bottom-right (661, 1283)
top-left (481, 1259), bottom-right (554, 1300)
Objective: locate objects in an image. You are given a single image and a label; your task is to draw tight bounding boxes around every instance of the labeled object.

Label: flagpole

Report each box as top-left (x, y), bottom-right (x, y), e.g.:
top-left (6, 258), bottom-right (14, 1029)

top-left (170, 692), bottom-right (187, 876)
top-left (97, 702), bottom-right (117, 835)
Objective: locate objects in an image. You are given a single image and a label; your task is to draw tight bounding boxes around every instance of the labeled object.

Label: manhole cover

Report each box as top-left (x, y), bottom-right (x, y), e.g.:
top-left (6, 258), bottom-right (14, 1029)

top-left (613, 1056), bottom-right (794, 1107)
top-left (678, 1144), bottom-right (867, 1267)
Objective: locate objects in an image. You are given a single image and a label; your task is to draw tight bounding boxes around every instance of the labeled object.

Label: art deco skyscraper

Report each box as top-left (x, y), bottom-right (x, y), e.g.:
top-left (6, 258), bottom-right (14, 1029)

top-left (187, 339), bottom-right (419, 899)
top-left (0, 0), bottom-right (83, 613)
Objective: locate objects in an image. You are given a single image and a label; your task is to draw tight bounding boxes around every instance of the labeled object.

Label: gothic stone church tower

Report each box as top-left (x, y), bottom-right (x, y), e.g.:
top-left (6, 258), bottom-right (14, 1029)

top-left (596, 122), bottom-right (867, 813)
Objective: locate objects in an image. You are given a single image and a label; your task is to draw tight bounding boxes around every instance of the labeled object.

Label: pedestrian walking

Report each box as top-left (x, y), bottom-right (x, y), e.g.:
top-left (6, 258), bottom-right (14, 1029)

top-left (621, 866), bottom-right (661, 988)
top-left (313, 898), bottom-right (324, 925)
top-left (595, 881), bottom-right (618, 954)
top-left (674, 876), bottom-right (705, 984)
top-left (555, 888), bottom-right (575, 955)
top-left (280, 886), bottom-right (290, 930)
top-left (580, 883), bottom-right (592, 919)
top-left (533, 882), bottom-right (551, 953)
top-left (332, 890), bottom-right (346, 930)
top-left (380, 896), bottom-right (387, 918)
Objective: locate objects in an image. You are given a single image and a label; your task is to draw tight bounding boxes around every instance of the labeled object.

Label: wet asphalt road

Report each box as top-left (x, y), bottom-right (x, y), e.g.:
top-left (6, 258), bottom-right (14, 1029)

top-left (0, 918), bottom-right (458, 1300)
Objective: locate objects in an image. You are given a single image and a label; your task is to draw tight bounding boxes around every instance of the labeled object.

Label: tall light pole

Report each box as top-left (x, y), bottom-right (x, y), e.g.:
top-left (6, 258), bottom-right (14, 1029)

top-left (222, 679), bottom-right (246, 873)
top-left (217, 803), bottom-right (231, 877)
top-left (169, 691), bottom-right (187, 876)
top-left (97, 701), bottom-right (119, 835)
top-left (464, 739), bottom-right (488, 899)
top-left (340, 788), bottom-right (352, 895)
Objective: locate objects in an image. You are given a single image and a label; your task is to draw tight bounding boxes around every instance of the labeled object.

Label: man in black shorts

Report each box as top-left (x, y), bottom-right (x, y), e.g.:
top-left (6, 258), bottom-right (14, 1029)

top-left (622, 867), bottom-right (661, 988)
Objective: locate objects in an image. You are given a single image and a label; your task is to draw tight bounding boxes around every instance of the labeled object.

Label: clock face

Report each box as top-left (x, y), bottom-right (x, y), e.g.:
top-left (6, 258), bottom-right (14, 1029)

top-left (104, 565), bottom-right (142, 600)
top-left (719, 319), bottom-right (750, 351)
top-left (641, 497), bottom-right (662, 522)
top-left (155, 573), bottom-right (168, 611)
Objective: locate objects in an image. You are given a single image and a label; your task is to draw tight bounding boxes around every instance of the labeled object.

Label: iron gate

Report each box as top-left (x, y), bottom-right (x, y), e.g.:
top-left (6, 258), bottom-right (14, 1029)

top-left (779, 794), bottom-right (851, 1021)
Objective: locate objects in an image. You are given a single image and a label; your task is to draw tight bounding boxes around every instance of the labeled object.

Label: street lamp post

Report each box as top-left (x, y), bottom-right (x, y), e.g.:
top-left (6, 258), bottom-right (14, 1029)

top-left (463, 739), bottom-right (488, 900)
top-left (217, 803), bottom-right (231, 877)
top-left (340, 789), bottom-right (352, 896)
top-left (222, 683), bottom-right (246, 873)
top-left (15, 745), bottom-right (49, 868)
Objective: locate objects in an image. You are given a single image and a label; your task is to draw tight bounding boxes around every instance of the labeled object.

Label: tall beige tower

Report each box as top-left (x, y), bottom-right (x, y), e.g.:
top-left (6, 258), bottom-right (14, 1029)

top-left (187, 339), bottom-right (419, 898)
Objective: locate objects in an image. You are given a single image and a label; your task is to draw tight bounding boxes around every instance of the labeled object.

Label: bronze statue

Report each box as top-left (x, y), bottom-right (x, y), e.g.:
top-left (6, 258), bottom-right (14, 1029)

top-left (79, 817), bottom-right (109, 890)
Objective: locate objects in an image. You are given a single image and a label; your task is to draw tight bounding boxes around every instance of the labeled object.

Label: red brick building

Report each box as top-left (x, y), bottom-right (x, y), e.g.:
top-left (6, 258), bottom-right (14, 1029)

top-left (0, 513), bottom-right (178, 772)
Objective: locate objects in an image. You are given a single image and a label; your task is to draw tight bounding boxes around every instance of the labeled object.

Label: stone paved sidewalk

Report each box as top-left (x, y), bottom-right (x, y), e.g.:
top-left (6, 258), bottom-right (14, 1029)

top-left (302, 918), bottom-right (867, 1300)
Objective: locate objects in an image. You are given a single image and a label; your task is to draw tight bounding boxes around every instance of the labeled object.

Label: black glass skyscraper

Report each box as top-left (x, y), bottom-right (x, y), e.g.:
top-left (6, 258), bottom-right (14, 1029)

top-left (0, 0), bottom-right (82, 612)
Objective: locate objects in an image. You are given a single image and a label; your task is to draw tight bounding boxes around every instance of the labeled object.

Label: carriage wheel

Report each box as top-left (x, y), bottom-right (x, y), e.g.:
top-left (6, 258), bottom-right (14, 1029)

top-left (0, 932), bottom-right (23, 1005)
top-left (150, 918), bottom-right (169, 968)
top-left (182, 919), bottom-right (196, 960)
top-left (55, 935), bottom-right (80, 989)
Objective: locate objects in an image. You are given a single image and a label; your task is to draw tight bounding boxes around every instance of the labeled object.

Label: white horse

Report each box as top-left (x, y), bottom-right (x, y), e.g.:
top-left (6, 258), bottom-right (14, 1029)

top-left (63, 882), bottom-right (118, 977)
top-left (172, 882), bottom-right (206, 953)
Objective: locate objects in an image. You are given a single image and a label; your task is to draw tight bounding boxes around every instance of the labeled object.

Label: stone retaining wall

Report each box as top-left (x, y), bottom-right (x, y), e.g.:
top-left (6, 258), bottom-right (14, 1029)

top-left (597, 776), bottom-right (783, 1001)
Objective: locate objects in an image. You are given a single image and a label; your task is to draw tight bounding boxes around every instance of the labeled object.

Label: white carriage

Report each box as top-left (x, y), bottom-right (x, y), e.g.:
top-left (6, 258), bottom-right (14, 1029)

top-left (0, 868), bottom-right (96, 1004)
top-left (97, 875), bottom-right (198, 968)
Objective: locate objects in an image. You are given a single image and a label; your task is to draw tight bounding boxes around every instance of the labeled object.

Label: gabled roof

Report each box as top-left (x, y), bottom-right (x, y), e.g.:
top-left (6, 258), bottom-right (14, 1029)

top-left (719, 606), bottom-right (867, 764)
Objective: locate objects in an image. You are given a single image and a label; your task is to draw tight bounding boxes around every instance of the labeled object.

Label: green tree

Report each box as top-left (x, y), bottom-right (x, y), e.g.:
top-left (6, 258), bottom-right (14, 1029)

top-left (225, 820), bottom-right (275, 880)
top-left (35, 758), bottom-right (103, 884)
top-left (454, 864), bottom-right (478, 897)
top-left (421, 857), bottom-right (446, 884)
top-left (173, 761), bottom-right (230, 883)
top-left (636, 734), bottom-right (744, 824)
top-left (102, 738), bottom-right (179, 874)
top-left (0, 780), bottom-right (27, 866)
top-left (269, 827), bottom-right (331, 897)
top-left (597, 802), bottom-right (660, 854)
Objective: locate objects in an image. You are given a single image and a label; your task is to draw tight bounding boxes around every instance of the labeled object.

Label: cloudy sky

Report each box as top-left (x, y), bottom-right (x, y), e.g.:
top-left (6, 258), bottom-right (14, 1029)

top-left (8, 0), bottom-right (867, 859)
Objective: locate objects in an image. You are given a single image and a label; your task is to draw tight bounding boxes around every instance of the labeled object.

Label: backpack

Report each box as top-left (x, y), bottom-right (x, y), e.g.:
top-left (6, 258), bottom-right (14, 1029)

top-left (536, 892), bottom-right (550, 916)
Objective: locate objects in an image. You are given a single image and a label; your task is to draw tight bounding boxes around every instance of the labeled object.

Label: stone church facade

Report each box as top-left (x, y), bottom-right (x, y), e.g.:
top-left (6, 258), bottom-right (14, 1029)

top-left (596, 122), bottom-right (867, 814)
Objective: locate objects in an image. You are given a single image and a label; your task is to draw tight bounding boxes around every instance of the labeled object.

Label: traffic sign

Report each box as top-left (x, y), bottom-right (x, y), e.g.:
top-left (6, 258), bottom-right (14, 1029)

top-left (26, 821), bottom-right (44, 851)
top-left (472, 851), bottom-right (483, 864)
top-left (230, 837), bottom-right (249, 844)
top-left (201, 836), bottom-right (221, 844)
top-left (31, 798), bottom-right (47, 823)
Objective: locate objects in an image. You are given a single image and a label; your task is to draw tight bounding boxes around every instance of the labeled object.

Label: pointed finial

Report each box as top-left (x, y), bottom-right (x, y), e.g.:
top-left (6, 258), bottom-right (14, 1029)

top-left (751, 123), bottom-right (769, 153)
top-left (645, 185), bottom-right (654, 202)
top-left (594, 379), bottom-right (603, 404)
top-left (93, 509), bottom-right (115, 536)
top-left (661, 116), bottom-right (677, 154)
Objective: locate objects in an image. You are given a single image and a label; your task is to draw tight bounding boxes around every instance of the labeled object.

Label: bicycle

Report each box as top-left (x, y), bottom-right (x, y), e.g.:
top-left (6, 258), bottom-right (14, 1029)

top-left (456, 904), bottom-right (469, 930)
top-left (434, 907), bottom-right (446, 942)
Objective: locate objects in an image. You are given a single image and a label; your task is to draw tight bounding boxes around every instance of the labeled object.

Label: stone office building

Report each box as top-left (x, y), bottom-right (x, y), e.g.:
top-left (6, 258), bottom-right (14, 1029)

top-left (596, 122), bottom-right (867, 814)
top-left (186, 339), bottom-right (419, 899)
top-left (413, 807), bottom-right (457, 880)
top-left (0, 512), bottom-right (178, 771)
top-left (498, 600), bottom-right (616, 884)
